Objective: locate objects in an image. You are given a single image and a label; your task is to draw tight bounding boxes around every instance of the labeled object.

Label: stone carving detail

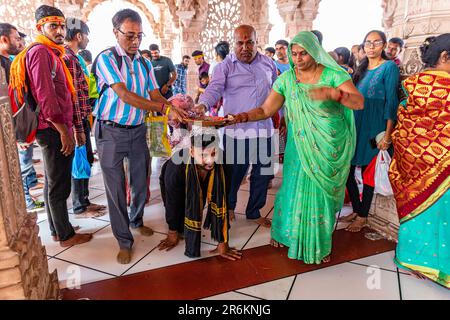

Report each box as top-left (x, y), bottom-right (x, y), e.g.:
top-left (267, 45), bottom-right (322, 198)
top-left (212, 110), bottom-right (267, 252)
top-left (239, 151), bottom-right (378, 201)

top-left (368, 194), bottom-right (399, 242)
top-left (276, 0), bottom-right (320, 39)
top-left (200, 0), bottom-right (243, 62)
top-left (382, 0), bottom-right (398, 29)
top-left (0, 66), bottom-right (59, 299)
top-left (0, 1), bottom-right (41, 39)
top-left (404, 48), bottom-right (424, 76)
top-left (82, 0), bottom-right (162, 35)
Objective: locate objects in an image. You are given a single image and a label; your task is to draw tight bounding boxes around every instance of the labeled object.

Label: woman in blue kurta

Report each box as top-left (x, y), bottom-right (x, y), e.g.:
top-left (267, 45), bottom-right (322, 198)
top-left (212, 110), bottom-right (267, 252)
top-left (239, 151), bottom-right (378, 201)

top-left (342, 30), bottom-right (400, 232)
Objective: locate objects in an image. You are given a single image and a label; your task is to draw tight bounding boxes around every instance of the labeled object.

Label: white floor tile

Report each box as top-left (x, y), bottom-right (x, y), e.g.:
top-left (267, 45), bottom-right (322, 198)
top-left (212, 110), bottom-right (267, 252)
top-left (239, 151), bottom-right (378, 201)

top-left (399, 273), bottom-right (450, 300)
top-left (55, 225), bottom-right (165, 276)
top-left (36, 211), bottom-right (48, 224)
top-left (236, 276), bottom-right (295, 300)
top-left (38, 216), bottom-right (110, 257)
top-left (124, 239), bottom-right (217, 275)
top-left (201, 213), bottom-right (260, 250)
top-left (48, 257), bottom-right (114, 289)
top-left (289, 263), bottom-right (400, 300)
top-left (86, 193), bottom-right (164, 224)
top-left (242, 225), bottom-right (271, 250)
top-left (352, 251), bottom-right (408, 274)
top-left (202, 291), bottom-right (260, 300)
top-left (142, 198), bottom-right (169, 234)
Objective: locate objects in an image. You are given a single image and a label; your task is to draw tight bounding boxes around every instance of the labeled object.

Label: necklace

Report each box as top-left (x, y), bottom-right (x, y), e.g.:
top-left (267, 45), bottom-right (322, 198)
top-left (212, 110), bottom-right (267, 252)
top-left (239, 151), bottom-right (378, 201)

top-left (295, 64), bottom-right (320, 84)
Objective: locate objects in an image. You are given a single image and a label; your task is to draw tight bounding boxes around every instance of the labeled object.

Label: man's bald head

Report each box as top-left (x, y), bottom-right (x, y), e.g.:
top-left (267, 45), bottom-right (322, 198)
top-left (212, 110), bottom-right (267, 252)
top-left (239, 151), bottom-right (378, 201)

top-left (234, 25), bottom-right (257, 64)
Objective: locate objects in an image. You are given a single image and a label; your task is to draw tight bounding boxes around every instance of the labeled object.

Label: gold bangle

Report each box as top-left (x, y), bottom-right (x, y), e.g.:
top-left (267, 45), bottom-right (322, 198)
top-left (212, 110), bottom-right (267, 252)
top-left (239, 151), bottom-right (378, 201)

top-left (165, 106), bottom-right (171, 116)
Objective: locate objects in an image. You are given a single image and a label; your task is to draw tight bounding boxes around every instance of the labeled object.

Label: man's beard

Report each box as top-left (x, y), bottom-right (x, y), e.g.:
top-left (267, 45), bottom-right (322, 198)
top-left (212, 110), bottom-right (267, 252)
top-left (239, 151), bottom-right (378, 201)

top-left (7, 43), bottom-right (21, 56)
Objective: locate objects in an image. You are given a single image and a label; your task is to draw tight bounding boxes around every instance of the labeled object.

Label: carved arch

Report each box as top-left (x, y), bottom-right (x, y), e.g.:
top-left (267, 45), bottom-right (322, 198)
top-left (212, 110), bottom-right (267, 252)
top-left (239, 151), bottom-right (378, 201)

top-left (82, 0), bottom-right (163, 36)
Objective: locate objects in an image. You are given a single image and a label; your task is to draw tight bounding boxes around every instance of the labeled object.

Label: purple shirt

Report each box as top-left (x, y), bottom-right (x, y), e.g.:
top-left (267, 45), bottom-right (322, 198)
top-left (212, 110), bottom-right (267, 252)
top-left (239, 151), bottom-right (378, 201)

top-left (199, 52), bottom-right (277, 138)
top-left (198, 61), bottom-right (210, 88)
top-left (26, 45), bottom-right (73, 132)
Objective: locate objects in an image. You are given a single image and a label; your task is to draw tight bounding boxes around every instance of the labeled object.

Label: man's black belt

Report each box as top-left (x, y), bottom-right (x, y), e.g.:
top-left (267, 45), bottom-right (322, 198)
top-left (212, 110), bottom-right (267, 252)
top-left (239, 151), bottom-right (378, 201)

top-left (99, 120), bottom-right (142, 129)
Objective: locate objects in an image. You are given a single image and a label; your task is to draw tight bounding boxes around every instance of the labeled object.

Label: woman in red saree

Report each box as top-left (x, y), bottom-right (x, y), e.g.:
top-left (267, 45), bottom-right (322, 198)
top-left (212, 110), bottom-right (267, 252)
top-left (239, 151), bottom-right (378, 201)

top-left (389, 34), bottom-right (450, 289)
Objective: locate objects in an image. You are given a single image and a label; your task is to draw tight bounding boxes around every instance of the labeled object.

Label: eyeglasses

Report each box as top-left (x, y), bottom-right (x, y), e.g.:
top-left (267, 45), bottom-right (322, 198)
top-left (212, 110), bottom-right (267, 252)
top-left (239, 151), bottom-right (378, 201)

top-left (117, 29), bottom-right (145, 41)
top-left (364, 40), bottom-right (384, 48)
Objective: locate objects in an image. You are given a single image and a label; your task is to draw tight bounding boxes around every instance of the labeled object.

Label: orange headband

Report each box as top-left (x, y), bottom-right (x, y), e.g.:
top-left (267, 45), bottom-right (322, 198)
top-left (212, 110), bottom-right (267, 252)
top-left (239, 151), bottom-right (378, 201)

top-left (36, 16), bottom-right (65, 28)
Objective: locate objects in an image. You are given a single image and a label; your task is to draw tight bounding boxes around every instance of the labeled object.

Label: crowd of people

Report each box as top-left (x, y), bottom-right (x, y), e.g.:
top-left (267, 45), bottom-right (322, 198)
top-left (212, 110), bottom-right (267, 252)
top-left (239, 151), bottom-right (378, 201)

top-left (0, 4), bottom-right (448, 289)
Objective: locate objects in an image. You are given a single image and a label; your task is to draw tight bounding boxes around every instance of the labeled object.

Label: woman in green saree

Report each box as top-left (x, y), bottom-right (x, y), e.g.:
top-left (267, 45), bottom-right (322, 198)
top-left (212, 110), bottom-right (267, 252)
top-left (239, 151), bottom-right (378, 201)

top-left (228, 31), bottom-right (364, 264)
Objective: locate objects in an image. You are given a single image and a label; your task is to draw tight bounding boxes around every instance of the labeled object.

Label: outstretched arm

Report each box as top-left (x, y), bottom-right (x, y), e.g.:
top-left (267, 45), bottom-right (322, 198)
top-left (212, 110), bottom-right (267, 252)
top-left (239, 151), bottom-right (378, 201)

top-left (229, 89), bottom-right (285, 123)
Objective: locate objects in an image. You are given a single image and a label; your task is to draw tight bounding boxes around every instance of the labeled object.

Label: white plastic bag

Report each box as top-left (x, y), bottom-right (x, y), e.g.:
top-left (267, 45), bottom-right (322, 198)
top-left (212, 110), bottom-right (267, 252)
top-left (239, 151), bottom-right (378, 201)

top-left (374, 150), bottom-right (393, 196)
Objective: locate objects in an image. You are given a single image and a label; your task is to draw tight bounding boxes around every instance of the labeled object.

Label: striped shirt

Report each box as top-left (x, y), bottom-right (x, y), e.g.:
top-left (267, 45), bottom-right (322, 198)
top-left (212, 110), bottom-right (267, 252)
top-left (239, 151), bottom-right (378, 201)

top-left (93, 44), bottom-right (159, 126)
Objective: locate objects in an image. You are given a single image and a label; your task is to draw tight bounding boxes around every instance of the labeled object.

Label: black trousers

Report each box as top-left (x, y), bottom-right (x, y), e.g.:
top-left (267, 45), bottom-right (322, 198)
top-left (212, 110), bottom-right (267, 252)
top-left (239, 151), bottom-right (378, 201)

top-left (159, 160), bottom-right (184, 234)
top-left (36, 128), bottom-right (75, 241)
top-left (346, 165), bottom-right (374, 218)
top-left (72, 118), bottom-right (94, 214)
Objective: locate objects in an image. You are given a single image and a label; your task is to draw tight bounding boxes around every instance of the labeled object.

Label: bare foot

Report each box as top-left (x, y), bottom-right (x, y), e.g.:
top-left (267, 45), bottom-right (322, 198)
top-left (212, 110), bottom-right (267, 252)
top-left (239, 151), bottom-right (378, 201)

top-left (210, 242), bottom-right (242, 261)
top-left (60, 233), bottom-right (93, 247)
top-left (87, 203), bottom-right (107, 211)
top-left (322, 255), bottom-right (331, 263)
top-left (52, 226), bottom-right (81, 241)
top-left (74, 209), bottom-right (106, 219)
top-left (270, 238), bottom-right (284, 248)
top-left (158, 231), bottom-right (180, 251)
top-left (345, 216), bottom-right (367, 233)
top-left (228, 209), bottom-right (235, 222)
top-left (338, 212), bottom-right (357, 223)
top-left (253, 217), bottom-right (271, 228)
top-left (136, 225), bottom-right (154, 236)
top-left (117, 249), bottom-right (132, 264)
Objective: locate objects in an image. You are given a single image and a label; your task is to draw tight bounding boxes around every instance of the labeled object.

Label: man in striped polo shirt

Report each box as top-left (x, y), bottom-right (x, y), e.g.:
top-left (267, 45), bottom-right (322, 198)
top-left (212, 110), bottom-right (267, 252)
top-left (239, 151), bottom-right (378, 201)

top-left (93, 9), bottom-right (185, 264)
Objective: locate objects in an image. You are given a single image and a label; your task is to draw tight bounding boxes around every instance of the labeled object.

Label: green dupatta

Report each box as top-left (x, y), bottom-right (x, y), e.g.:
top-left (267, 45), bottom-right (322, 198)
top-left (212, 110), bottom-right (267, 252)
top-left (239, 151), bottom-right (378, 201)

top-left (285, 31), bottom-right (356, 203)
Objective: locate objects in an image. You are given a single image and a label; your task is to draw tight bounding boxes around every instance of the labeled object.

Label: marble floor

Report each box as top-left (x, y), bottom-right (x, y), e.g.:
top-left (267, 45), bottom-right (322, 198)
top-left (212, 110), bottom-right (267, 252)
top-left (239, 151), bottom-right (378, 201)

top-left (28, 142), bottom-right (450, 300)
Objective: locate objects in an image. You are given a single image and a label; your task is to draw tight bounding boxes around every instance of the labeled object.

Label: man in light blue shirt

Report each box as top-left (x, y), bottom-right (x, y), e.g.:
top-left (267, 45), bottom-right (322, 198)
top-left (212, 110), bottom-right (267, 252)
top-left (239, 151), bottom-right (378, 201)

top-left (93, 9), bottom-right (185, 264)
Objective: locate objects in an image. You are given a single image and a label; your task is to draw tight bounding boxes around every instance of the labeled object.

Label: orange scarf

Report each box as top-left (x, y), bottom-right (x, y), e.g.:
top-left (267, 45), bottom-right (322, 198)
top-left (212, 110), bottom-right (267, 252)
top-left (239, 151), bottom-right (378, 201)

top-left (9, 34), bottom-right (76, 104)
top-left (389, 70), bottom-right (450, 221)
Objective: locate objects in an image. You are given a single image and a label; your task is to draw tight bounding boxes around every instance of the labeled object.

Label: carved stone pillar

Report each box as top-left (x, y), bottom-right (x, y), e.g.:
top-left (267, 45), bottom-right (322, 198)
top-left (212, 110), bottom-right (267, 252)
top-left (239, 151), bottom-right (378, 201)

top-left (390, 0), bottom-right (450, 76)
top-left (0, 69), bottom-right (59, 299)
top-left (180, 19), bottom-right (206, 96)
top-left (55, 1), bottom-right (84, 19)
top-left (276, 0), bottom-right (320, 40)
top-left (159, 7), bottom-right (178, 57)
top-left (368, 195), bottom-right (399, 242)
top-left (174, 0), bottom-right (209, 96)
top-left (241, 0), bottom-right (273, 48)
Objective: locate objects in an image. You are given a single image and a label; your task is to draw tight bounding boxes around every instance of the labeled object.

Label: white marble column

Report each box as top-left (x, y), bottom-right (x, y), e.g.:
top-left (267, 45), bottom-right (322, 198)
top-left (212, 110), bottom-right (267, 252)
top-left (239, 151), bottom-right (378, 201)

top-left (276, 0), bottom-right (320, 40)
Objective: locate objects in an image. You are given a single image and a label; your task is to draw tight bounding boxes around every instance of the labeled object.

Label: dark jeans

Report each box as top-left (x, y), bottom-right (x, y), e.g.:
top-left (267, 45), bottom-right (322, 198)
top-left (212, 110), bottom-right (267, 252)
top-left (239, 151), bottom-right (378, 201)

top-left (95, 122), bottom-right (149, 249)
top-left (223, 135), bottom-right (274, 220)
top-left (72, 118), bottom-right (94, 214)
top-left (36, 128), bottom-right (75, 241)
top-left (346, 165), bottom-right (374, 218)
